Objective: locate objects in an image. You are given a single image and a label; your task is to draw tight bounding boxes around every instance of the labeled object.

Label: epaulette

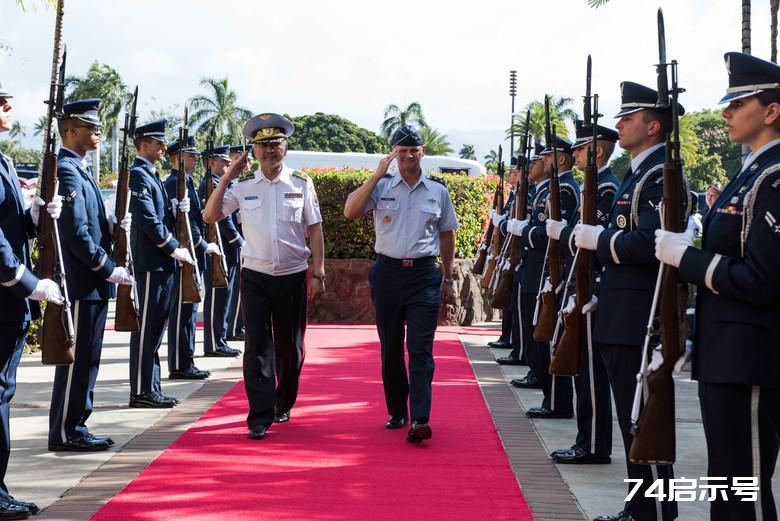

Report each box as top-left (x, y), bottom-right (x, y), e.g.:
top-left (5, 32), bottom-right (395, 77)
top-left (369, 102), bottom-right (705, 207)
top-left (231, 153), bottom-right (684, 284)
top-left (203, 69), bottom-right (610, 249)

top-left (238, 173), bottom-right (255, 182)
top-left (292, 170), bottom-right (309, 181)
top-left (427, 175), bottom-right (447, 187)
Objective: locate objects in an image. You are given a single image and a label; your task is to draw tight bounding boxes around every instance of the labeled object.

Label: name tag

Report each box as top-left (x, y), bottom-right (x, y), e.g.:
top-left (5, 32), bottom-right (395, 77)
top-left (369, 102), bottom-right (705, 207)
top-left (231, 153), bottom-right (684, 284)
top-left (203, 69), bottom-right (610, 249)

top-left (244, 195), bottom-right (258, 201)
top-left (284, 192), bottom-right (303, 199)
top-left (380, 197), bottom-right (396, 201)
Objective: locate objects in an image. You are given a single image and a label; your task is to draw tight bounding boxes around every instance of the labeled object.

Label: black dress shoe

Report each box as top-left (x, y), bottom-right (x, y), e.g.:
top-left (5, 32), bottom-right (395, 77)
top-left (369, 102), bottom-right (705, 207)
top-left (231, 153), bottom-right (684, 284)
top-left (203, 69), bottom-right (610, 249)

top-left (169, 367), bottom-right (210, 380)
top-left (7, 498), bottom-right (38, 516)
top-left (487, 340), bottom-right (512, 349)
top-left (48, 437), bottom-right (111, 452)
top-left (495, 356), bottom-right (523, 365)
top-left (248, 425), bottom-right (267, 440)
top-left (385, 416), bottom-right (408, 429)
top-left (510, 376), bottom-right (543, 389)
top-left (155, 391), bottom-right (180, 405)
top-left (129, 393), bottom-right (175, 409)
top-left (406, 420), bottom-right (432, 443)
top-left (593, 511), bottom-right (636, 521)
top-left (0, 500), bottom-right (30, 520)
top-left (204, 346), bottom-right (240, 357)
top-left (86, 433), bottom-right (115, 447)
top-left (525, 406), bottom-right (573, 419)
top-left (551, 447), bottom-right (611, 464)
top-left (273, 411), bottom-right (290, 423)
top-left (227, 334), bottom-right (244, 341)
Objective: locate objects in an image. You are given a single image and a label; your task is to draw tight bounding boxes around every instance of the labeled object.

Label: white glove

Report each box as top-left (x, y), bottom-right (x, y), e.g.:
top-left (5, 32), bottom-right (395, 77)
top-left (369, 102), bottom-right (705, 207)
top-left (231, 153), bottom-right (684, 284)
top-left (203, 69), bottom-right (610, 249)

top-left (506, 218), bottom-right (528, 237)
top-left (574, 224), bottom-right (604, 251)
top-left (491, 211), bottom-right (504, 227)
top-left (107, 267), bottom-right (134, 286)
top-left (171, 247), bottom-right (195, 265)
top-left (545, 218), bottom-right (568, 241)
top-left (648, 347), bottom-right (665, 373)
top-left (29, 278), bottom-right (64, 304)
top-left (562, 295), bottom-right (576, 315)
top-left (31, 195), bottom-right (63, 226)
top-left (654, 218), bottom-right (696, 268)
top-left (582, 295), bottom-right (598, 314)
top-left (489, 209), bottom-right (496, 221)
top-left (205, 242), bottom-right (220, 255)
top-left (170, 198), bottom-right (178, 213)
top-left (177, 197), bottom-right (190, 213)
top-left (541, 277), bottom-right (553, 294)
top-left (120, 212), bottom-right (132, 232)
top-left (690, 213), bottom-right (703, 237)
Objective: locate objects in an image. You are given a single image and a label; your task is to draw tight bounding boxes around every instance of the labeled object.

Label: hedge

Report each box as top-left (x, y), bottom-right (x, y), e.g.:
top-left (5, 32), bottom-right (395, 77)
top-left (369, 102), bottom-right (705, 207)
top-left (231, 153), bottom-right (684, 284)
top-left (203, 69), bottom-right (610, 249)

top-left (307, 168), bottom-right (498, 259)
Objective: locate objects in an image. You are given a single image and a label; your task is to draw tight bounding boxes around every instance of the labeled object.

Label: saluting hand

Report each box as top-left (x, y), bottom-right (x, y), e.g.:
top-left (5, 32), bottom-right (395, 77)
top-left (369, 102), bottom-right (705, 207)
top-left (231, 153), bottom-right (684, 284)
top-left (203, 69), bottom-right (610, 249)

top-left (226, 151), bottom-right (250, 182)
top-left (374, 149), bottom-right (397, 178)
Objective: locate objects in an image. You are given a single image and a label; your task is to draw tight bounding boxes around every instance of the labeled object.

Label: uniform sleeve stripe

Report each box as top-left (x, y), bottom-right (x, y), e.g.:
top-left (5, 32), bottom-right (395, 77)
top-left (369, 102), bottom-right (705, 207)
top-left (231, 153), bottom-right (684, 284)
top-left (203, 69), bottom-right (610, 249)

top-left (156, 233), bottom-right (172, 248)
top-left (91, 253), bottom-right (108, 272)
top-left (1, 264), bottom-right (26, 287)
top-left (568, 230), bottom-right (576, 256)
top-left (704, 254), bottom-right (722, 294)
top-left (528, 228), bottom-right (536, 249)
top-left (609, 230), bottom-right (623, 265)
top-left (228, 235), bottom-right (241, 244)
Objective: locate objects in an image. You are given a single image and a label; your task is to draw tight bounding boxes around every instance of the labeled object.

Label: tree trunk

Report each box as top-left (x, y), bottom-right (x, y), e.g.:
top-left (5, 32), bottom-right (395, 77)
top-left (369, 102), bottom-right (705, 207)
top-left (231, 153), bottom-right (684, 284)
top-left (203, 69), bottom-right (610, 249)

top-left (772, 0), bottom-right (778, 62)
top-left (742, 0), bottom-right (751, 54)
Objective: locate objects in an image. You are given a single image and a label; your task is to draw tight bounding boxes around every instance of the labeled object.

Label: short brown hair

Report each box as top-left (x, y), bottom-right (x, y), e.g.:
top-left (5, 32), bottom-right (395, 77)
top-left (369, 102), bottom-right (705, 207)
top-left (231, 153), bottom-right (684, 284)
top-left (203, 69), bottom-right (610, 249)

top-left (756, 90), bottom-right (780, 132)
top-left (642, 109), bottom-right (673, 140)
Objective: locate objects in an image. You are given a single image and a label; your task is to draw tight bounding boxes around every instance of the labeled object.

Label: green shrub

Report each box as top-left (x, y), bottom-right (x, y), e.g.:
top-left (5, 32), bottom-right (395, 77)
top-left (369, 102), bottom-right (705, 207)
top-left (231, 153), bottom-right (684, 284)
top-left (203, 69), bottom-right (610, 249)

top-left (307, 168), bottom-right (497, 259)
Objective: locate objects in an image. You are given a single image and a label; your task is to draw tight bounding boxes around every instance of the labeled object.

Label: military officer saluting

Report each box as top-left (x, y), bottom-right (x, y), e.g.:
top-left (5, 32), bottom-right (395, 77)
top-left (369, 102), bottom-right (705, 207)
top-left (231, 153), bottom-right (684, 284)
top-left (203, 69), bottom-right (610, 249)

top-left (225, 144), bottom-right (248, 341)
top-left (128, 119), bottom-right (195, 408)
top-left (574, 81), bottom-right (680, 521)
top-left (199, 145), bottom-right (242, 358)
top-left (48, 98), bottom-right (134, 453)
top-left (163, 136), bottom-right (215, 380)
top-left (1, 82), bottom-right (63, 519)
top-left (545, 121), bottom-right (618, 465)
top-left (203, 113), bottom-right (325, 441)
top-left (655, 52), bottom-right (780, 521)
top-left (343, 125), bottom-right (458, 443)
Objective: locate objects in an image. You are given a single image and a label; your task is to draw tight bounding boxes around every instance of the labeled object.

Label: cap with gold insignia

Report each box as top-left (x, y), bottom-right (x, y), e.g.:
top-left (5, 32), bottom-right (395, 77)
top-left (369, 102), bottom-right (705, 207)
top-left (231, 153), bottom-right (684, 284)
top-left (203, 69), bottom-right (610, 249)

top-left (571, 119), bottom-right (619, 150)
top-left (0, 82), bottom-right (12, 99)
top-left (615, 81), bottom-right (685, 117)
top-left (166, 135), bottom-right (198, 156)
top-left (134, 119), bottom-right (168, 143)
top-left (391, 124), bottom-right (424, 147)
top-left (204, 145), bottom-right (230, 160)
top-left (61, 98), bottom-right (102, 126)
top-left (243, 113), bottom-right (295, 144)
top-left (719, 52), bottom-right (780, 104)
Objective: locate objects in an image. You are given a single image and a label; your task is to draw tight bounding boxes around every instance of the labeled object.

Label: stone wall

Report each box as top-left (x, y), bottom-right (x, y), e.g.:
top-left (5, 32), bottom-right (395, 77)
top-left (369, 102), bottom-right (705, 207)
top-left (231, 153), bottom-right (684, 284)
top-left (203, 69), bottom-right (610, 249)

top-left (307, 258), bottom-right (498, 326)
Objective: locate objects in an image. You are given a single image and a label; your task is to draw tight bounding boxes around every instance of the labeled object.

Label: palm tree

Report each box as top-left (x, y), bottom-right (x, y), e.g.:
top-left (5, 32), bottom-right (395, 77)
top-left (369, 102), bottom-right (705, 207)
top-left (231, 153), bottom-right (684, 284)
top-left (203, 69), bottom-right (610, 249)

top-left (189, 77), bottom-right (252, 145)
top-left (459, 144), bottom-right (476, 160)
top-left (380, 102), bottom-right (427, 142)
top-left (484, 149), bottom-right (499, 171)
top-left (507, 96), bottom-right (577, 143)
top-left (9, 121), bottom-right (24, 148)
top-left (772, 0), bottom-right (778, 62)
top-left (33, 115), bottom-right (46, 136)
top-left (419, 126), bottom-right (453, 156)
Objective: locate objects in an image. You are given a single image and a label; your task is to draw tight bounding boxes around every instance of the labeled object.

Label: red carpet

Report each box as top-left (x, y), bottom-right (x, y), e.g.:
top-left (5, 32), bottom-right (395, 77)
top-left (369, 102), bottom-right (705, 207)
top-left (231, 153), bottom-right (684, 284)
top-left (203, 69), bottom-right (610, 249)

top-left (91, 324), bottom-right (532, 520)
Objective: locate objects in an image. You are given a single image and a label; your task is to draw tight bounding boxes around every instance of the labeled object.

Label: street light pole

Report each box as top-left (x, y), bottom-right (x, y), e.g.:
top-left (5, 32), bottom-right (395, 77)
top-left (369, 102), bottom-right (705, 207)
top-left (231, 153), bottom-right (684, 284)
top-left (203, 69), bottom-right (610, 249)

top-left (509, 70), bottom-right (517, 160)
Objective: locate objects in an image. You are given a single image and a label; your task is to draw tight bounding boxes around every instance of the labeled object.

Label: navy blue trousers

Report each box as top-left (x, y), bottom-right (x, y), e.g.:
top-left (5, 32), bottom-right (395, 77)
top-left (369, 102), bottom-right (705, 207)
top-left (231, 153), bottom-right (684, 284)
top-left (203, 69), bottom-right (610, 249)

top-left (369, 259), bottom-right (441, 422)
top-left (0, 322), bottom-right (26, 500)
top-left (204, 260), bottom-right (237, 353)
top-left (509, 267), bottom-right (527, 362)
top-left (242, 269), bottom-right (307, 429)
top-left (49, 300), bottom-right (108, 445)
top-left (129, 271), bottom-right (174, 396)
top-left (167, 269), bottom-right (198, 372)
top-left (226, 256), bottom-right (244, 339)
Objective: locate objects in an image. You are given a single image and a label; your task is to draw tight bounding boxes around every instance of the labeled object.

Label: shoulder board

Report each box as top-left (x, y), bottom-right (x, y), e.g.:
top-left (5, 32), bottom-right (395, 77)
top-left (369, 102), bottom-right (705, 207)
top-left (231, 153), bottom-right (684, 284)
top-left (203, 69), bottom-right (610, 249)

top-left (238, 173), bottom-right (255, 182)
top-left (291, 170), bottom-right (309, 181)
top-left (427, 175), bottom-right (446, 187)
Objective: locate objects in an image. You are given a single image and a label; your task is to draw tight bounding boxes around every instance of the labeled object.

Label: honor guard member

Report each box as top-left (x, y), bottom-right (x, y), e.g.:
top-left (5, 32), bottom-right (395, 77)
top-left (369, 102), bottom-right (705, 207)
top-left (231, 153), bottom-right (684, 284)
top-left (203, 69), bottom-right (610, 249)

top-left (128, 119), bottom-right (195, 408)
top-left (199, 145), bottom-right (242, 358)
top-left (506, 135), bottom-right (577, 419)
top-left (48, 98), bottom-right (134, 452)
top-left (0, 83), bottom-right (62, 519)
top-left (546, 120), bottom-right (618, 465)
top-left (203, 113), bottom-right (325, 441)
top-left (656, 52), bottom-right (780, 521)
top-left (163, 136), bottom-right (214, 379)
top-left (343, 124), bottom-right (458, 443)
top-left (225, 144), bottom-right (248, 341)
top-left (574, 82), bottom-right (681, 521)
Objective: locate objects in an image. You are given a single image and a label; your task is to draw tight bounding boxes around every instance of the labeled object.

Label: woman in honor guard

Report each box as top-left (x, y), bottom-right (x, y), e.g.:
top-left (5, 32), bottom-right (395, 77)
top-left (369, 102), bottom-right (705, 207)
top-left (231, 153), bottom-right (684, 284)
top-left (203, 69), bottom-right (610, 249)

top-left (574, 82), bottom-right (679, 521)
top-left (163, 136), bottom-right (215, 380)
top-left (0, 83), bottom-right (63, 519)
top-left (48, 98), bottom-right (134, 453)
top-left (199, 146), bottom-right (242, 358)
top-left (343, 124), bottom-right (458, 444)
top-left (203, 113), bottom-right (325, 441)
top-left (655, 52), bottom-right (780, 521)
top-left (225, 145), bottom-right (248, 341)
top-left (128, 119), bottom-right (195, 409)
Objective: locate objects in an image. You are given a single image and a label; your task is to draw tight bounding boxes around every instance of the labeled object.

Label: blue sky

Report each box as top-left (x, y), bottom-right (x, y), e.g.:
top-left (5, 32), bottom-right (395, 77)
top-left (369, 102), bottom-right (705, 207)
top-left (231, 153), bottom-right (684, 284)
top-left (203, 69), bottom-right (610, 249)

top-left (1, 0), bottom-right (773, 160)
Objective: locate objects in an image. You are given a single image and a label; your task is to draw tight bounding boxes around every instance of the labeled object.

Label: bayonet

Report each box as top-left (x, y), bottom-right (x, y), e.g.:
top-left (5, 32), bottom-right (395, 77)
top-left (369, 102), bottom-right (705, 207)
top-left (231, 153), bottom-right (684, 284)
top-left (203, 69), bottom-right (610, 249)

top-left (656, 8), bottom-right (670, 108)
top-left (584, 55), bottom-right (592, 125)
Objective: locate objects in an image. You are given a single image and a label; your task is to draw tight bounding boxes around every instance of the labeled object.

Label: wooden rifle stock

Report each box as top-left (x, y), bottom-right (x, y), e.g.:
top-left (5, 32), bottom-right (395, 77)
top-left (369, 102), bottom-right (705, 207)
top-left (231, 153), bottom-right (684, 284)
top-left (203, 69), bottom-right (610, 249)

top-left (203, 163), bottom-right (229, 288)
top-left (175, 112), bottom-right (202, 304)
top-left (472, 186), bottom-right (499, 275)
top-left (481, 148), bottom-right (505, 289)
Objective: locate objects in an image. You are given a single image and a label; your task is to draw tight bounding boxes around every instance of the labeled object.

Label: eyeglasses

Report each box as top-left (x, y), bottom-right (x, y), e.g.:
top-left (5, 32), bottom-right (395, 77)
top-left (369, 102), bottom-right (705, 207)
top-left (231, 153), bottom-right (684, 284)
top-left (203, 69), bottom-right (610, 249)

top-left (74, 125), bottom-right (103, 135)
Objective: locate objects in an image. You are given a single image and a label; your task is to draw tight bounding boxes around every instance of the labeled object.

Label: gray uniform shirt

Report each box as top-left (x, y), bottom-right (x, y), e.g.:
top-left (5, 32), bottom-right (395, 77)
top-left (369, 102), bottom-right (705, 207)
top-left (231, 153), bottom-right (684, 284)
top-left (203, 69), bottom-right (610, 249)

top-left (364, 171), bottom-right (458, 259)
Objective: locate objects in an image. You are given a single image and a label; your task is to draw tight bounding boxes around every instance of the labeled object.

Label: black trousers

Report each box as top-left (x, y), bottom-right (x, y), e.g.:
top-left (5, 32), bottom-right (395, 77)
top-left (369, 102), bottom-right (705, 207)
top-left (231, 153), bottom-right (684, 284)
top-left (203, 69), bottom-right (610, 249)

top-left (129, 271), bottom-right (174, 396)
top-left (499, 303), bottom-right (511, 342)
top-left (572, 312), bottom-right (612, 456)
top-left (242, 268), bottom-right (307, 429)
top-left (369, 258), bottom-right (440, 422)
top-left (204, 259), bottom-right (238, 353)
top-left (699, 382), bottom-right (780, 521)
top-left (167, 269), bottom-right (198, 372)
top-left (519, 291), bottom-right (538, 379)
top-left (49, 300), bottom-right (108, 445)
top-left (509, 268), bottom-right (526, 362)
top-left (599, 342), bottom-right (678, 521)
top-left (0, 322), bottom-right (26, 500)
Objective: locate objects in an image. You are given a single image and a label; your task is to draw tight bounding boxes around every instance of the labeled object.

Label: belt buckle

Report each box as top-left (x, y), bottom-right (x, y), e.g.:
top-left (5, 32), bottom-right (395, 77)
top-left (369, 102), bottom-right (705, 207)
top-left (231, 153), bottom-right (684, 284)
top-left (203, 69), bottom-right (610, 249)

top-left (401, 259), bottom-right (413, 268)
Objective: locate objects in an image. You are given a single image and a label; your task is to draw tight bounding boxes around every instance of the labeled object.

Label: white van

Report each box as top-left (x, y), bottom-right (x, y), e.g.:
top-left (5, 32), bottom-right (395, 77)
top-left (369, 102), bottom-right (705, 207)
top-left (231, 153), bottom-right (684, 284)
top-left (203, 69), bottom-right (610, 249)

top-left (282, 150), bottom-right (486, 177)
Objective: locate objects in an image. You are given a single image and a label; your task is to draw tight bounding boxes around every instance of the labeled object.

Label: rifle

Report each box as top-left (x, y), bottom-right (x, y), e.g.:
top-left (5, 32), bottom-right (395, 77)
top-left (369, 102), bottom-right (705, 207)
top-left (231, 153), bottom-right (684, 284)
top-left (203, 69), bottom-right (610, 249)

top-left (629, 8), bottom-right (689, 465)
top-left (550, 57), bottom-right (598, 376)
top-left (492, 111), bottom-right (532, 309)
top-left (37, 0), bottom-right (74, 366)
top-left (481, 146), bottom-right (505, 289)
top-left (533, 97), bottom-right (564, 342)
top-left (471, 186), bottom-right (500, 275)
top-left (113, 86), bottom-right (141, 332)
top-left (202, 139), bottom-right (228, 288)
top-left (175, 105), bottom-right (203, 303)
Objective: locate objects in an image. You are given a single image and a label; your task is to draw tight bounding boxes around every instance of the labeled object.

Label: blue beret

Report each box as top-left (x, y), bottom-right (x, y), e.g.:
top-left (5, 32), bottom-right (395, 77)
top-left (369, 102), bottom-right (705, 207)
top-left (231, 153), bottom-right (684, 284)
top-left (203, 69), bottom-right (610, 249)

top-left (720, 52), bottom-right (780, 104)
top-left (134, 119), bottom-right (167, 143)
top-left (391, 125), bottom-right (424, 147)
top-left (62, 98), bottom-right (102, 126)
